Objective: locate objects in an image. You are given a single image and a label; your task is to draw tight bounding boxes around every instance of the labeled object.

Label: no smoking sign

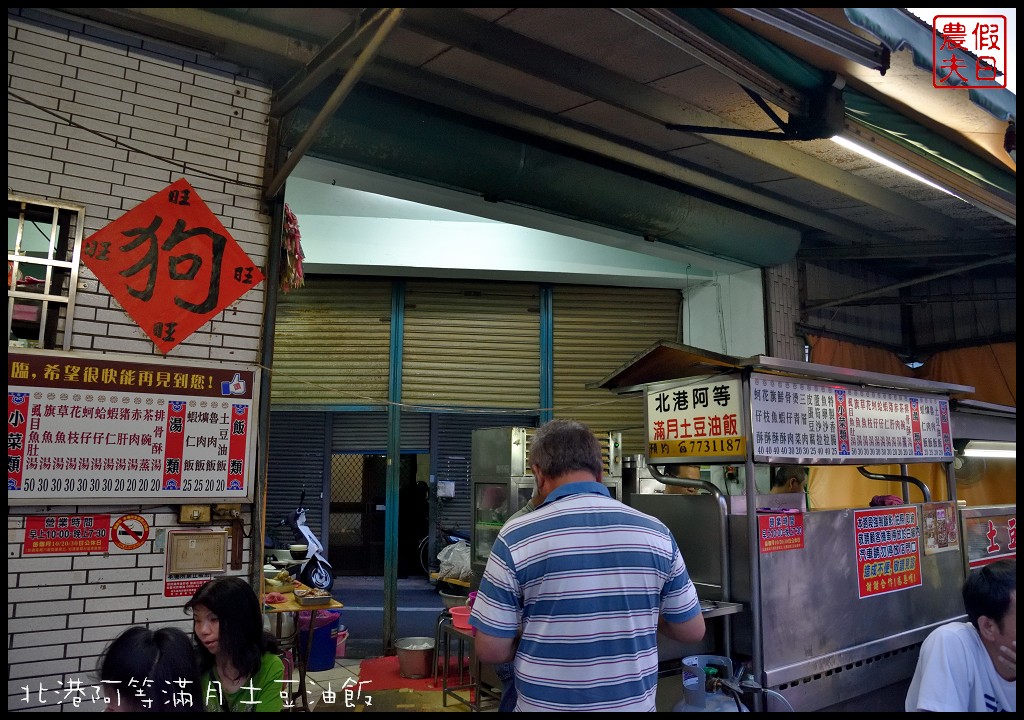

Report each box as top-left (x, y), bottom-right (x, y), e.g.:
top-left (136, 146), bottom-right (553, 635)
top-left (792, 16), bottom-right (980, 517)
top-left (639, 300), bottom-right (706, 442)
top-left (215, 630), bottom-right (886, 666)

top-left (112, 514), bottom-right (150, 551)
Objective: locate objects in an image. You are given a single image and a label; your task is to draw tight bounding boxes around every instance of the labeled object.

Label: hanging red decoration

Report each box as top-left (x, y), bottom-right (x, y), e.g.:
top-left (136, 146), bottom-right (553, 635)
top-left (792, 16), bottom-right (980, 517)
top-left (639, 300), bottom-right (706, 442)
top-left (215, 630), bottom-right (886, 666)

top-left (280, 203), bottom-right (305, 293)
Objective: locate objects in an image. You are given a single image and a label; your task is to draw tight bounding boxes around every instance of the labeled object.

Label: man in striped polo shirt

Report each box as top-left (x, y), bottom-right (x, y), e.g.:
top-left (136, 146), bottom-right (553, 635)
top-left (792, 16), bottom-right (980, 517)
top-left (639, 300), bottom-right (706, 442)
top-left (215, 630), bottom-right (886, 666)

top-left (470, 418), bottom-right (705, 711)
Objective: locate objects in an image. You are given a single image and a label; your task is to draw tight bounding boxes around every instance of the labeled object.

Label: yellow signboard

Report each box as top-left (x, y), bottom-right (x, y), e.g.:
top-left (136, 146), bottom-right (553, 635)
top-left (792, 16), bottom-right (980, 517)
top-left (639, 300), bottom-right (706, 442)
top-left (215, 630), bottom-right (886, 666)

top-left (648, 436), bottom-right (746, 459)
top-left (645, 376), bottom-right (746, 463)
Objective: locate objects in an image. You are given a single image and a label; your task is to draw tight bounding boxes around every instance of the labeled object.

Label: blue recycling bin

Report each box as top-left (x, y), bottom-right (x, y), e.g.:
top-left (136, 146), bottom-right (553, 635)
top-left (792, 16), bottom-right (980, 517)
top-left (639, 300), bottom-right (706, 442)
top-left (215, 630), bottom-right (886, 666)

top-left (298, 610), bottom-right (341, 672)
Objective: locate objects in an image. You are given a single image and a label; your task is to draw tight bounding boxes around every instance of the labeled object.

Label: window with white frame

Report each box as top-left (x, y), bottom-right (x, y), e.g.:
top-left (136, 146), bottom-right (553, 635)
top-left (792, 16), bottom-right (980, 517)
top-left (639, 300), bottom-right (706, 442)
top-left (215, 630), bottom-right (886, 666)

top-left (8, 195), bottom-right (84, 350)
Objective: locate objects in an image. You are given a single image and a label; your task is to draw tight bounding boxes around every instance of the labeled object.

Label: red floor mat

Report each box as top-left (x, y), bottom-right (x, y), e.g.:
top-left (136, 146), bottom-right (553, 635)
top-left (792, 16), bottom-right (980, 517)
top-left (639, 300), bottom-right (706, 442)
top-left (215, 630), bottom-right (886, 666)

top-left (357, 654), bottom-right (469, 692)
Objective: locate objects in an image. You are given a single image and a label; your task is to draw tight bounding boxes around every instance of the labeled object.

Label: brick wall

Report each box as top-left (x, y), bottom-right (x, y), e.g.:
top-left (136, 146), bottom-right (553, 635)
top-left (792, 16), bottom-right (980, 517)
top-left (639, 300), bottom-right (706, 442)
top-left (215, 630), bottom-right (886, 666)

top-left (8, 9), bottom-right (272, 712)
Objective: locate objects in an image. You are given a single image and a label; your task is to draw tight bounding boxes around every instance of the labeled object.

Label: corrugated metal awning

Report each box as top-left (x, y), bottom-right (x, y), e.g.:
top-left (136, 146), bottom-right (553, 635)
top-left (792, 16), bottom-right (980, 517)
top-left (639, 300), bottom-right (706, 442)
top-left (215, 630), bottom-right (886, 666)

top-left (591, 340), bottom-right (976, 397)
top-left (589, 341), bottom-right (746, 394)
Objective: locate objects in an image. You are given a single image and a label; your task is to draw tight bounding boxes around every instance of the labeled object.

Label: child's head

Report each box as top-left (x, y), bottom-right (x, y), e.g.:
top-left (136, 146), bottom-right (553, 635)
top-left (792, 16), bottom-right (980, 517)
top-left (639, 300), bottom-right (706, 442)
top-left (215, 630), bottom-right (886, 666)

top-left (98, 625), bottom-right (201, 712)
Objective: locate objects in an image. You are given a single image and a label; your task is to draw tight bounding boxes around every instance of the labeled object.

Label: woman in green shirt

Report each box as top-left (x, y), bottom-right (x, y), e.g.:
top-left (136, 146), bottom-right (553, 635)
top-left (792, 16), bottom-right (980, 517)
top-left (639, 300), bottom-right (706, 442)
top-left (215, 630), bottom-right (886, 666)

top-left (186, 577), bottom-right (285, 712)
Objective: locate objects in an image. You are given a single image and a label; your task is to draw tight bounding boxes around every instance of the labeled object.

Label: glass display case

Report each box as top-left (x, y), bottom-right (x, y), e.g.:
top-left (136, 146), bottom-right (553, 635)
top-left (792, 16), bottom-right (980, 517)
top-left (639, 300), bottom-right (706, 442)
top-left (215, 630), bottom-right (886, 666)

top-left (470, 426), bottom-right (622, 585)
top-left (473, 482), bottom-right (509, 568)
top-left (514, 482), bottom-right (534, 510)
top-left (472, 476), bottom-right (536, 570)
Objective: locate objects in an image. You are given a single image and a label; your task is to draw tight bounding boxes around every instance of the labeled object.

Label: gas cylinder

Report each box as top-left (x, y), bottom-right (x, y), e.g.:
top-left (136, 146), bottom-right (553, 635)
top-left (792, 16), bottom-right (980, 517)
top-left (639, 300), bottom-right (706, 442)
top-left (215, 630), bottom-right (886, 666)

top-left (672, 655), bottom-right (749, 712)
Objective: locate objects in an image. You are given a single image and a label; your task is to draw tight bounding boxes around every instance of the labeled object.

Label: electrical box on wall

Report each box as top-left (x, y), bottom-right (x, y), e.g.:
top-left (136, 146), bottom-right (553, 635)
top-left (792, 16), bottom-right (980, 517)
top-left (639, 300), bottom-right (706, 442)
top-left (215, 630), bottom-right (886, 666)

top-left (212, 504), bottom-right (241, 519)
top-left (178, 505), bottom-right (211, 524)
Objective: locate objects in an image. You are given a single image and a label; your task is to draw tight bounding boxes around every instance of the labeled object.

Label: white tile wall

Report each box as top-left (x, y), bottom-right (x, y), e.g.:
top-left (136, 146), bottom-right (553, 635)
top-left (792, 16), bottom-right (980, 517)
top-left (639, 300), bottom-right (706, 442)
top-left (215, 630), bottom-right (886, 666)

top-left (8, 9), bottom-right (273, 712)
top-left (764, 263), bottom-right (804, 361)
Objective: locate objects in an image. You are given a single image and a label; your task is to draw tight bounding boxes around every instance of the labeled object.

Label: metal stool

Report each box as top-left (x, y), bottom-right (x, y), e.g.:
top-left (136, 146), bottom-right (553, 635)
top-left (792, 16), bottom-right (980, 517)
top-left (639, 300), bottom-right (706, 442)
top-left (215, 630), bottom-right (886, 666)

top-left (433, 609), bottom-right (452, 685)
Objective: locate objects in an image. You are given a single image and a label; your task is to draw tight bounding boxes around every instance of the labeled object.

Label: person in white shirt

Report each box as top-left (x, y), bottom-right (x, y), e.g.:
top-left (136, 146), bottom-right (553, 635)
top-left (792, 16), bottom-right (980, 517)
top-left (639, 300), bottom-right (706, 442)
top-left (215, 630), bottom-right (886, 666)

top-left (905, 558), bottom-right (1016, 712)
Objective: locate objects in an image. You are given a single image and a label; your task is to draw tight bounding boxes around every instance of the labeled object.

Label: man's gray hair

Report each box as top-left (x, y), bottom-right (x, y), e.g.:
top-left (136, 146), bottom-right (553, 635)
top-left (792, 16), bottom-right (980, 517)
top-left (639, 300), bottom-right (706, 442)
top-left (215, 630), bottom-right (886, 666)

top-left (529, 418), bottom-right (603, 480)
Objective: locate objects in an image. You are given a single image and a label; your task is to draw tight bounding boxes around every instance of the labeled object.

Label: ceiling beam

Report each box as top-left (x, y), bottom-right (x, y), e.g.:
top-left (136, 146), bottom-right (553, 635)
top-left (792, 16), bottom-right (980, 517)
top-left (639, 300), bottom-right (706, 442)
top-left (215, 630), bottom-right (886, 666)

top-left (731, 8), bottom-right (889, 71)
top-left (612, 7), bottom-right (808, 116)
top-left (798, 237), bottom-right (1017, 260)
top-left (55, 7), bottom-right (318, 68)
top-left (804, 253), bottom-right (1016, 311)
top-left (262, 9), bottom-right (405, 201)
top-left (360, 58), bottom-right (910, 248)
top-left (805, 292), bottom-right (1015, 307)
top-left (399, 8), bottom-right (981, 241)
top-left (271, 8), bottom-right (393, 119)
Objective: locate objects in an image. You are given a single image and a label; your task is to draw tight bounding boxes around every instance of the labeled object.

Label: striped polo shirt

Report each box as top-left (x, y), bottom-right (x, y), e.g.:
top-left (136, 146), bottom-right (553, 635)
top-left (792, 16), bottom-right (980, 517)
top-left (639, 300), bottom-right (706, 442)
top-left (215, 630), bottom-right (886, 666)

top-left (471, 481), bottom-right (701, 712)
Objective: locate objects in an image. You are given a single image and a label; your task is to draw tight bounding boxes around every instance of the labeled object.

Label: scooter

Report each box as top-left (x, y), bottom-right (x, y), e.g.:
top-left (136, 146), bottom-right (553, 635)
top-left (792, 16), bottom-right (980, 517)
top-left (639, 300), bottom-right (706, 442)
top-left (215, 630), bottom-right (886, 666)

top-left (285, 491), bottom-right (335, 591)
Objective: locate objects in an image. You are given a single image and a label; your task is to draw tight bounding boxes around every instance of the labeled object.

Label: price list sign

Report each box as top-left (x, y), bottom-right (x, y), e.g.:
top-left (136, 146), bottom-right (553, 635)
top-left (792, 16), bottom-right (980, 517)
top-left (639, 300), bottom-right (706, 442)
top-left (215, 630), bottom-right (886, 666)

top-left (8, 350), bottom-right (259, 505)
top-left (750, 374), bottom-right (953, 463)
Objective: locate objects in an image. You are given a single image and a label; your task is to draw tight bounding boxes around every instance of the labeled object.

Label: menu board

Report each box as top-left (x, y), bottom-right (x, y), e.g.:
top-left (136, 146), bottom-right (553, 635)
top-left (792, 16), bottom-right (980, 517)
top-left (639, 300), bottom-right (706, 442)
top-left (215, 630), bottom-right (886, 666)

top-left (750, 373), bottom-right (954, 463)
top-left (8, 349), bottom-right (259, 505)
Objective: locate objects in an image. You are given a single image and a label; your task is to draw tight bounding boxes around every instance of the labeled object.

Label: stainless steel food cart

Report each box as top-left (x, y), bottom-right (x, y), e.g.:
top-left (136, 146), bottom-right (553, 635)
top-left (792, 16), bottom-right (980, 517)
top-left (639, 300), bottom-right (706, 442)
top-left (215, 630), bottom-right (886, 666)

top-left (594, 341), bottom-right (994, 712)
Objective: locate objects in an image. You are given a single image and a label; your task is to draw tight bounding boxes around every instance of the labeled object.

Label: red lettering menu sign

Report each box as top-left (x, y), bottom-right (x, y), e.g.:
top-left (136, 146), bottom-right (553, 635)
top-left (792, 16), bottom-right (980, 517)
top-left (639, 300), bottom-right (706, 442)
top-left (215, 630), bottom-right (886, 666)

top-left (7, 350), bottom-right (259, 505)
top-left (24, 514), bottom-right (111, 554)
top-left (853, 507), bottom-right (922, 599)
top-left (80, 179), bottom-right (265, 354)
top-left (757, 511), bottom-right (804, 553)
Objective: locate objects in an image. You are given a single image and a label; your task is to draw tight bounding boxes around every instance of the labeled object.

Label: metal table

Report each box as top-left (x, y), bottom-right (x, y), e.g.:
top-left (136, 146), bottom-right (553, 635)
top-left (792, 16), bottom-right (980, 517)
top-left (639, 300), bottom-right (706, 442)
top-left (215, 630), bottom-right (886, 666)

top-left (438, 623), bottom-right (501, 711)
top-left (265, 591), bottom-right (344, 712)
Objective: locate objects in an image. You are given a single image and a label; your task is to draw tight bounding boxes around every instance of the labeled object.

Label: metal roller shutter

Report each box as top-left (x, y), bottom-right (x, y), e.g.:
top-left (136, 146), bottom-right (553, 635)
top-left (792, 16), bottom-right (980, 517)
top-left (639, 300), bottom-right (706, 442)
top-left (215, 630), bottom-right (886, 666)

top-left (330, 411), bottom-right (431, 452)
top-left (266, 411), bottom-right (328, 544)
top-left (402, 279), bottom-right (541, 409)
top-left (271, 276), bottom-right (392, 404)
top-left (552, 285), bottom-right (681, 456)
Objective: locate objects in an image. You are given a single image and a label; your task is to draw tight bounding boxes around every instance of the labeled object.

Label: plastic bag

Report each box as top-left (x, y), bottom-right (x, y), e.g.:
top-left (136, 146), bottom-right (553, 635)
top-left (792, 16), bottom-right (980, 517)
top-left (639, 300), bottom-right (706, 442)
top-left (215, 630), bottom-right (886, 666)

top-left (437, 539), bottom-right (471, 581)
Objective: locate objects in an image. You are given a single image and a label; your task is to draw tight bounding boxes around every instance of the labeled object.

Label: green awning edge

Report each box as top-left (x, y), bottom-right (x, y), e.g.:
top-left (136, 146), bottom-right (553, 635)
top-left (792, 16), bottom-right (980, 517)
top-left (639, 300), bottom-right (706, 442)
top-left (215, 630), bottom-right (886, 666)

top-left (845, 89), bottom-right (1016, 197)
top-left (669, 8), bottom-right (835, 93)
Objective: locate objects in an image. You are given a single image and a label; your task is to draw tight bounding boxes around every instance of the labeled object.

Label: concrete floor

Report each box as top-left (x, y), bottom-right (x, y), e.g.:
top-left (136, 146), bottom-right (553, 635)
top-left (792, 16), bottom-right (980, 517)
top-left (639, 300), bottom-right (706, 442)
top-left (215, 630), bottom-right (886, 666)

top-left (334, 575), bottom-right (453, 659)
top-left (304, 656), bottom-right (474, 713)
top-left (299, 652), bottom-right (692, 713)
top-left (302, 576), bottom-right (695, 712)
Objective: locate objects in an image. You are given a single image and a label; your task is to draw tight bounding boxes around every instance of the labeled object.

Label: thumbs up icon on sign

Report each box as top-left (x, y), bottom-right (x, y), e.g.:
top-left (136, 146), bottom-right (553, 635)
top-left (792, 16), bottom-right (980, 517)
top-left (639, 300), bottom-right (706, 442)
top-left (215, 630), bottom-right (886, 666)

top-left (221, 373), bottom-right (246, 396)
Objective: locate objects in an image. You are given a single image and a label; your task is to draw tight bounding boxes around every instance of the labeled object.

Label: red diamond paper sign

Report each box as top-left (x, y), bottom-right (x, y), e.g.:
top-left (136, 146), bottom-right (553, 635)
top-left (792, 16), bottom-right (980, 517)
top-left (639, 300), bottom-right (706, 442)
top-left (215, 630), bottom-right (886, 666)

top-left (80, 179), bottom-right (265, 354)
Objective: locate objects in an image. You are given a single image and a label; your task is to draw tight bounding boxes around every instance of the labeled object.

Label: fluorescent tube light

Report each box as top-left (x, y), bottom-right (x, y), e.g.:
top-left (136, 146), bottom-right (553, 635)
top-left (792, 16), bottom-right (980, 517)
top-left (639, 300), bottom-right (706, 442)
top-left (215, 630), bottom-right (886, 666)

top-left (831, 135), bottom-right (961, 198)
top-left (962, 440), bottom-right (1016, 459)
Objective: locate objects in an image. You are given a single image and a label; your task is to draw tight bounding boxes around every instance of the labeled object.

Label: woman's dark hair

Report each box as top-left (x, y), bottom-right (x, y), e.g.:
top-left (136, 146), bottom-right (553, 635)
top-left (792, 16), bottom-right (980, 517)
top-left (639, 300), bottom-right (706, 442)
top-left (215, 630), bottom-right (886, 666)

top-left (963, 558), bottom-right (1016, 630)
top-left (98, 626), bottom-right (204, 712)
top-left (184, 576), bottom-right (278, 679)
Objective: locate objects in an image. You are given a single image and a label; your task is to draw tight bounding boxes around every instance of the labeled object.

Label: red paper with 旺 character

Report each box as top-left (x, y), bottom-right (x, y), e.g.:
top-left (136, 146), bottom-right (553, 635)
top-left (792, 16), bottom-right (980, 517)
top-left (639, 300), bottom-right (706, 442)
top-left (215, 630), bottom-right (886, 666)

top-left (80, 178), bottom-right (265, 354)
